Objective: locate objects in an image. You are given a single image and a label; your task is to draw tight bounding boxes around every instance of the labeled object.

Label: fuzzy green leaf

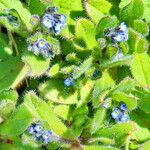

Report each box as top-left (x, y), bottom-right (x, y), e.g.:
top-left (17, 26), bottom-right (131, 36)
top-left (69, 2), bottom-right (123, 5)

top-left (92, 71), bottom-right (115, 105)
top-left (54, 105), bottom-right (70, 120)
top-left (111, 92), bottom-right (137, 111)
top-left (39, 79), bottom-right (78, 104)
top-left (140, 140), bottom-right (150, 150)
top-left (84, 145), bottom-right (118, 150)
top-left (24, 91), bottom-right (68, 137)
top-left (108, 77), bottom-right (135, 95)
top-left (84, 0), bottom-right (112, 24)
top-left (133, 20), bottom-right (149, 36)
top-left (75, 18), bottom-right (97, 49)
top-left (0, 57), bottom-right (29, 91)
top-left (128, 28), bottom-right (149, 53)
top-left (0, 33), bottom-right (13, 60)
top-left (0, 104), bottom-right (34, 136)
top-left (0, 89), bottom-right (18, 101)
top-left (90, 108), bottom-right (106, 134)
top-left (28, 0), bottom-right (47, 15)
top-left (94, 122), bottom-right (136, 146)
top-left (143, 0), bottom-right (150, 23)
top-left (72, 57), bottom-right (93, 79)
top-left (133, 87), bottom-right (150, 113)
top-left (120, 0), bottom-right (144, 23)
top-left (96, 16), bottom-right (118, 39)
top-left (131, 53), bottom-right (150, 88)
top-left (22, 52), bottom-right (50, 77)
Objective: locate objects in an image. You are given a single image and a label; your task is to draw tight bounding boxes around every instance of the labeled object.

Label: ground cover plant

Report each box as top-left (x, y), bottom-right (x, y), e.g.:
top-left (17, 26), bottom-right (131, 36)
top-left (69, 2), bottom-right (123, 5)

top-left (0, 0), bottom-right (150, 149)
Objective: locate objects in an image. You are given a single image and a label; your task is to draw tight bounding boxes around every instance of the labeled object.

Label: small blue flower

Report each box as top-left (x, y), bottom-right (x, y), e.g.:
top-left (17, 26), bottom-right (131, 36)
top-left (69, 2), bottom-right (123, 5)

top-left (27, 125), bottom-right (35, 134)
top-left (112, 22), bottom-right (128, 42)
top-left (120, 103), bottom-right (127, 112)
top-left (41, 7), bottom-right (66, 34)
top-left (41, 130), bottom-right (52, 144)
top-left (28, 38), bottom-right (53, 58)
top-left (64, 77), bottom-right (74, 86)
top-left (105, 22), bottom-right (128, 43)
top-left (27, 123), bottom-right (44, 135)
top-left (111, 107), bottom-right (122, 120)
top-left (119, 113), bottom-right (130, 122)
top-left (34, 124), bottom-right (44, 134)
top-left (46, 7), bottom-right (58, 13)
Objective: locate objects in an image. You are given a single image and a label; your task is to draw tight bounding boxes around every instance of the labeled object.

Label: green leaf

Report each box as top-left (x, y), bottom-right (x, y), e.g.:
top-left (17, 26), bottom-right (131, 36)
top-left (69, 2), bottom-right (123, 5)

top-left (48, 63), bottom-right (60, 77)
top-left (75, 18), bottom-right (97, 49)
top-left (84, 145), bottom-right (118, 150)
top-left (133, 20), bottom-right (149, 36)
top-left (84, 0), bottom-right (112, 24)
top-left (28, 0), bottom-right (47, 15)
top-left (111, 92), bottom-right (137, 111)
top-left (39, 79), bottom-right (78, 104)
top-left (130, 53), bottom-right (150, 88)
top-left (108, 77), bottom-right (135, 95)
top-left (143, 0), bottom-right (150, 23)
top-left (100, 54), bottom-right (132, 69)
top-left (120, 0), bottom-right (144, 24)
top-left (133, 87), bottom-right (150, 113)
top-left (119, 0), bottom-right (131, 9)
top-left (22, 52), bottom-right (50, 77)
top-left (72, 57), bottom-right (93, 79)
top-left (24, 91), bottom-right (68, 137)
top-left (90, 108), bottom-right (106, 134)
top-left (0, 137), bottom-right (40, 150)
top-left (54, 105), bottom-right (70, 120)
top-left (94, 122), bottom-right (136, 146)
top-left (96, 16), bottom-right (118, 39)
top-left (140, 140), bottom-right (150, 150)
top-left (0, 57), bottom-right (29, 91)
top-left (0, 33), bottom-right (13, 60)
top-left (77, 80), bottom-right (94, 107)
top-left (127, 28), bottom-right (148, 53)
top-left (0, 104), bottom-right (34, 136)
top-left (0, 89), bottom-right (18, 101)
top-left (92, 71), bottom-right (115, 106)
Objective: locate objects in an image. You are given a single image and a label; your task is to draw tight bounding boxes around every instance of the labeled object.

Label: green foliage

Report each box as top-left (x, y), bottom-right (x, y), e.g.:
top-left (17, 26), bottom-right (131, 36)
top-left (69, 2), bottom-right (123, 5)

top-left (0, 0), bottom-right (150, 149)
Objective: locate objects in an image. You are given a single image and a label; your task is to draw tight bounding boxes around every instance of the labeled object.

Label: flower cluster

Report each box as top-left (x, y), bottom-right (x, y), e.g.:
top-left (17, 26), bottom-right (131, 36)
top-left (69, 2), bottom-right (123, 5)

top-left (42, 7), bottom-right (66, 34)
top-left (28, 38), bottom-right (53, 58)
top-left (27, 123), bottom-right (52, 144)
top-left (111, 103), bottom-right (130, 123)
top-left (105, 22), bottom-right (128, 42)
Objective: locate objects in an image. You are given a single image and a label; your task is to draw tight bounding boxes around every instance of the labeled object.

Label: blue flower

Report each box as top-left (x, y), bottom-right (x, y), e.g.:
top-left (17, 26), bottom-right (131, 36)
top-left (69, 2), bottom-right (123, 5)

top-left (119, 113), bottom-right (130, 122)
top-left (111, 107), bottom-right (122, 120)
top-left (28, 38), bottom-right (53, 58)
top-left (105, 22), bottom-right (128, 43)
top-left (64, 77), bottom-right (74, 86)
top-left (41, 7), bottom-right (66, 34)
top-left (27, 123), bottom-right (44, 135)
top-left (112, 22), bottom-right (128, 42)
top-left (111, 103), bottom-right (130, 123)
top-left (41, 130), bottom-right (52, 144)
top-left (120, 103), bottom-right (127, 112)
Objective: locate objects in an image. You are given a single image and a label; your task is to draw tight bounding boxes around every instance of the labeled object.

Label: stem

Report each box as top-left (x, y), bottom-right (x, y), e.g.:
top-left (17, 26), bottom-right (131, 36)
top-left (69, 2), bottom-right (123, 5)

top-left (125, 137), bottom-right (130, 150)
top-left (8, 30), bottom-right (19, 56)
